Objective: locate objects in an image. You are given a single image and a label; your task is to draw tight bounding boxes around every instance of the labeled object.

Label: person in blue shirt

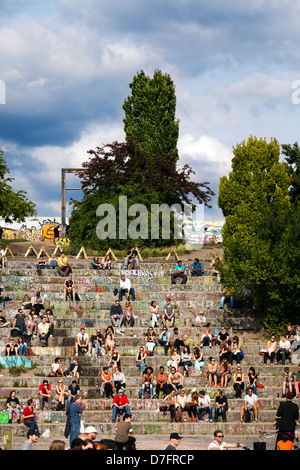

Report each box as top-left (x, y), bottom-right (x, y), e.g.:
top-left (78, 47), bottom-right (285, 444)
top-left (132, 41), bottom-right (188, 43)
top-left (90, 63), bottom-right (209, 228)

top-left (68, 394), bottom-right (83, 447)
top-left (190, 258), bottom-right (204, 276)
top-left (171, 261), bottom-right (187, 285)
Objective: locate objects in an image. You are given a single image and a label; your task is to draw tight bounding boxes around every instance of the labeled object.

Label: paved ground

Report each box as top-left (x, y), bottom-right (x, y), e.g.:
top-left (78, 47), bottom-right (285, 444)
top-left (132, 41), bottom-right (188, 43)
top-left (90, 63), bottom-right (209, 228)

top-left (1, 433), bottom-right (278, 451)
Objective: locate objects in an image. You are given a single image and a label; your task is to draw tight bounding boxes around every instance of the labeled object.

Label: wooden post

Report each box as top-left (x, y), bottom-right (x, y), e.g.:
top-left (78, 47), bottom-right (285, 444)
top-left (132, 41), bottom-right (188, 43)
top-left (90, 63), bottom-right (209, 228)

top-left (37, 247), bottom-right (50, 259)
top-left (76, 246), bottom-right (87, 259)
top-left (4, 246), bottom-right (14, 259)
top-left (165, 246), bottom-right (179, 261)
top-left (134, 246), bottom-right (143, 262)
top-left (53, 246), bottom-right (63, 256)
top-left (24, 244), bottom-right (38, 257)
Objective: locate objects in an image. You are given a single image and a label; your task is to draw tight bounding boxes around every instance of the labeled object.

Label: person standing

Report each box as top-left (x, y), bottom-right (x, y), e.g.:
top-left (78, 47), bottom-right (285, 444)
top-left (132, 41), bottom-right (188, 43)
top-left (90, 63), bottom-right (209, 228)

top-left (275, 391), bottom-right (299, 449)
top-left (53, 223), bottom-right (60, 244)
top-left (68, 394), bottom-right (83, 447)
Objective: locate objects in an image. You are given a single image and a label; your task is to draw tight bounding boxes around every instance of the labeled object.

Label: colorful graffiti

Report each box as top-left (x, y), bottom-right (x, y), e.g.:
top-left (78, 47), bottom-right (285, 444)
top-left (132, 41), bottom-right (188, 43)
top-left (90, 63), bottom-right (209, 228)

top-left (0, 217), bottom-right (69, 244)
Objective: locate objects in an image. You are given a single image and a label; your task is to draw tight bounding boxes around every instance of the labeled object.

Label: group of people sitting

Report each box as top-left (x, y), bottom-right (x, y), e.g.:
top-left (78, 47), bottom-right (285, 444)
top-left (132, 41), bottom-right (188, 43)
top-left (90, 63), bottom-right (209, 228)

top-left (170, 258), bottom-right (204, 285)
top-left (91, 254), bottom-right (112, 270)
top-left (263, 325), bottom-right (300, 365)
top-left (36, 252), bottom-right (72, 277)
top-left (3, 300), bottom-right (55, 355)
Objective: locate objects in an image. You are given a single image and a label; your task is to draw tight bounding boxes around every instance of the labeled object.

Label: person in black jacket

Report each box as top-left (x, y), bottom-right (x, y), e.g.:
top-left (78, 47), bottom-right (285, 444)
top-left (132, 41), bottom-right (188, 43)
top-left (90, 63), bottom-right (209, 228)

top-left (275, 391), bottom-right (299, 449)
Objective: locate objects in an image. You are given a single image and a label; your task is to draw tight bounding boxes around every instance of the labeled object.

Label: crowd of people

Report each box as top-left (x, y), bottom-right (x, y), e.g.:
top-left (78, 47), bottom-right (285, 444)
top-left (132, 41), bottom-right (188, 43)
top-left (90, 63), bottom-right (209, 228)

top-left (1, 250), bottom-right (300, 451)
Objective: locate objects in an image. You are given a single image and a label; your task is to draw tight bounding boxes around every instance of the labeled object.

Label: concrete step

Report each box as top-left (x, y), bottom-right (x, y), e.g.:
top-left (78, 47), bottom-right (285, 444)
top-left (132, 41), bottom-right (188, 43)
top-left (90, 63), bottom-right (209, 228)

top-left (2, 354), bottom-right (289, 372)
top-left (0, 420), bottom-right (281, 439)
top-left (0, 367), bottom-right (289, 387)
top-left (0, 389), bottom-right (289, 414)
top-left (1, 272), bottom-right (218, 285)
top-left (0, 408), bottom-right (283, 424)
top-left (1, 284), bottom-right (223, 296)
top-left (0, 290), bottom-right (223, 304)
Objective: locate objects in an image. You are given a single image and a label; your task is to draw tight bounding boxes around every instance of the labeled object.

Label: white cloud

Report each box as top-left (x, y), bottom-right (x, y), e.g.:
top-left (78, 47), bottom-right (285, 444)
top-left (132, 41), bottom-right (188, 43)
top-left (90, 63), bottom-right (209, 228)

top-left (179, 133), bottom-right (232, 176)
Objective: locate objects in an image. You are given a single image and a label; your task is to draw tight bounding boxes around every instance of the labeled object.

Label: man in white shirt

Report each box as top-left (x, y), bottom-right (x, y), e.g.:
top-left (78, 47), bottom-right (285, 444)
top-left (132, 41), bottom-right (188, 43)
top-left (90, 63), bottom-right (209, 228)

top-left (119, 275), bottom-right (135, 301)
top-left (208, 430), bottom-right (246, 450)
top-left (240, 387), bottom-right (258, 422)
top-left (198, 390), bottom-right (213, 422)
top-left (75, 327), bottom-right (91, 356)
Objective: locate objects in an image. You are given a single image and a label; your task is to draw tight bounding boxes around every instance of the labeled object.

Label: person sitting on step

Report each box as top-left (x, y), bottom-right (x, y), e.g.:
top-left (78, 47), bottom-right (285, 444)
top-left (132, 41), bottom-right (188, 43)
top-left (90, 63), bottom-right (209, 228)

top-left (75, 328), bottom-right (92, 356)
top-left (124, 247), bottom-right (140, 270)
top-left (64, 275), bottom-right (77, 301)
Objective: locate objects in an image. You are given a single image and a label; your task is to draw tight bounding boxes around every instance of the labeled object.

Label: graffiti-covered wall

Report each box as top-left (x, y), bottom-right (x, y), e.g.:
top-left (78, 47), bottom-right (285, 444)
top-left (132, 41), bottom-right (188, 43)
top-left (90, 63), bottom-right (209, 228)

top-left (0, 217), bottom-right (223, 244)
top-left (0, 217), bottom-right (69, 243)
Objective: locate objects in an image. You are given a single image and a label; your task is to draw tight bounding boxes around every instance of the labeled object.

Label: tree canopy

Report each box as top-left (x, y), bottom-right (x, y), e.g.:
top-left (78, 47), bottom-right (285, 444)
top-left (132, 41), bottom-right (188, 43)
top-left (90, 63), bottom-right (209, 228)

top-left (218, 136), bottom-right (299, 330)
top-left (123, 70), bottom-right (180, 162)
top-left (68, 138), bottom-right (214, 250)
top-left (0, 151), bottom-right (36, 222)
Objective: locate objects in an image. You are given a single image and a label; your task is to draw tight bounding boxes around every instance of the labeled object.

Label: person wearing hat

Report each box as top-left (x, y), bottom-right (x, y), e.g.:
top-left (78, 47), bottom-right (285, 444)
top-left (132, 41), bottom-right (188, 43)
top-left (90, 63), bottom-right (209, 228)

top-left (78, 425), bottom-right (98, 441)
top-left (19, 428), bottom-right (40, 450)
top-left (112, 389), bottom-right (130, 422)
top-left (165, 433), bottom-right (183, 450)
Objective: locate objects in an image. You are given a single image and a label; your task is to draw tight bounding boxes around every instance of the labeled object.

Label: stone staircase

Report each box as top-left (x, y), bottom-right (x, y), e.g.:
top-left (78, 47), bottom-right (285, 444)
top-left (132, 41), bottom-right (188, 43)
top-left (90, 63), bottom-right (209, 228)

top-left (0, 261), bottom-right (291, 449)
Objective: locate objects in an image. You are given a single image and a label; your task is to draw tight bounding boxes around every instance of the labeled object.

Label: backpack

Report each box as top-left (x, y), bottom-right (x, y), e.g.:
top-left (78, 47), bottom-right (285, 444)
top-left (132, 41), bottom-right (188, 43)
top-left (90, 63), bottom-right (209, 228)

top-left (0, 410), bottom-right (9, 424)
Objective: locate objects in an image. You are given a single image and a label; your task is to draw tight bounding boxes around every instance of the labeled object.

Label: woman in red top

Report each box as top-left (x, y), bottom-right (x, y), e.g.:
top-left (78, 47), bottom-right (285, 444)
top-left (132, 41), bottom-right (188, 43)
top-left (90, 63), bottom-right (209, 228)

top-left (22, 399), bottom-right (40, 434)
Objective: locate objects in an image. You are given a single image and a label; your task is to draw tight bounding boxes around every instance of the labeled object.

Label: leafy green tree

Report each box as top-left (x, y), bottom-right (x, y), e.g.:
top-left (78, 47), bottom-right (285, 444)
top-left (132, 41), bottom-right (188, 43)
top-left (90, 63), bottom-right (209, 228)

top-left (123, 70), bottom-right (180, 162)
top-left (68, 138), bottom-right (214, 251)
top-left (282, 141), bottom-right (300, 207)
top-left (0, 151), bottom-right (36, 222)
top-left (218, 136), bottom-right (297, 330)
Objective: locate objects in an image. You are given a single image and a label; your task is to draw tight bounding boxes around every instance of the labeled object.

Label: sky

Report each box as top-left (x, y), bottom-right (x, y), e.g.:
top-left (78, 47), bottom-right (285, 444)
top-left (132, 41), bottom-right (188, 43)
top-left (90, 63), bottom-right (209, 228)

top-left (1, 0), bottom-right (300, 222)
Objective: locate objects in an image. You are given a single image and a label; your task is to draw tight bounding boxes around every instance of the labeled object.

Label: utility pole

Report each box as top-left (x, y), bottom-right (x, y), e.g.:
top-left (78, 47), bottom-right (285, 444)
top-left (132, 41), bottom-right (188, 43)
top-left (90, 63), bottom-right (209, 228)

top-left (61, 168), bottom-right (84, 237)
